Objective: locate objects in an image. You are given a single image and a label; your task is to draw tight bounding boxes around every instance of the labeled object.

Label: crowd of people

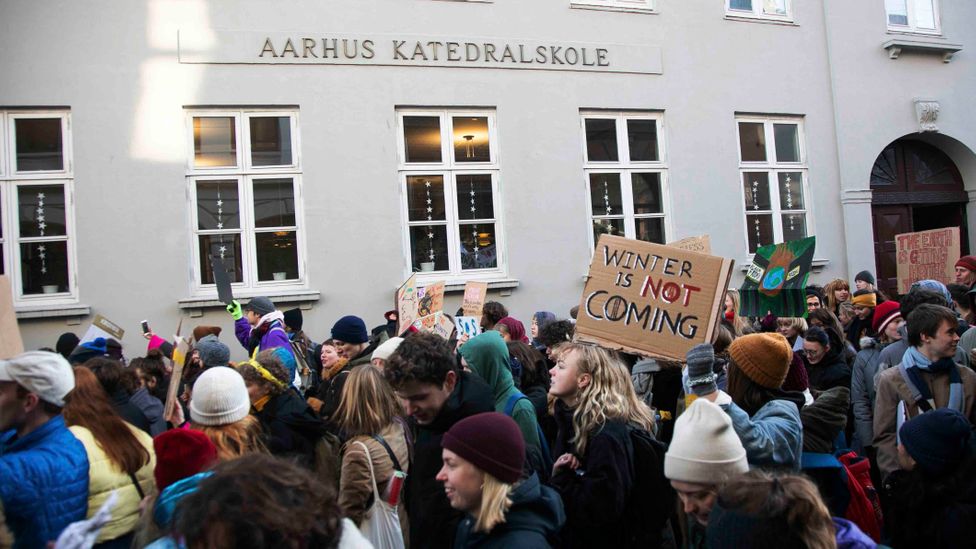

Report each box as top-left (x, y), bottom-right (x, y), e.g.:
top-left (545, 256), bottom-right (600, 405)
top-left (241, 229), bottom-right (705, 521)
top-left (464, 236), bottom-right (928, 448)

top-left (3, 256), bottom-right (976, 548)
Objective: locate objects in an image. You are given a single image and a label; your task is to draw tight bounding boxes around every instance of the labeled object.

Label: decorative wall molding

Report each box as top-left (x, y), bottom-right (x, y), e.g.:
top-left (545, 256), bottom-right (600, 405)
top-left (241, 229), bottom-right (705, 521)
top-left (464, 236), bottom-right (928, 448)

top-left (914, 99), bottom-right (940, 133)
top-left (841, 188), bottom-right (873, 205)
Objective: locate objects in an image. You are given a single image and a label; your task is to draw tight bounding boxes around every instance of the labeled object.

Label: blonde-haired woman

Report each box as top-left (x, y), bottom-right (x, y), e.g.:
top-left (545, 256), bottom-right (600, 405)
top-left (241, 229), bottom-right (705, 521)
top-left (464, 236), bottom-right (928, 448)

top-left (548, 342), bottom-right (669, 549)
top-left (824, 278), bottom-right (851, 318)
top-left (437, 412), bottom-right (564, 547)
top-left (334, 364), bottom-right (411, 544)
top-left (723, 289), bottom-right (748, 336)
top-left (188, 366), bottom-right (266, 460)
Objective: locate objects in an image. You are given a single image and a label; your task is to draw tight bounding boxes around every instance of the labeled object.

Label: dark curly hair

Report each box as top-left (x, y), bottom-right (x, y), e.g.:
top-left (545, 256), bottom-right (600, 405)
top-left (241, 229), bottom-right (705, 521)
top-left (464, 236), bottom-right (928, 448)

top-left (384, 332), bottom-right (456, 389)
top-left (237, 350), bottom-right (291, 397)
top-left (173, 453), bottom-right (343, 548)
top-left (481, 301), bottom-right (509, 330)
top-left (537, 320), bottom-right (575, 349)
top-left (83, 357), bottom-right (129, 397)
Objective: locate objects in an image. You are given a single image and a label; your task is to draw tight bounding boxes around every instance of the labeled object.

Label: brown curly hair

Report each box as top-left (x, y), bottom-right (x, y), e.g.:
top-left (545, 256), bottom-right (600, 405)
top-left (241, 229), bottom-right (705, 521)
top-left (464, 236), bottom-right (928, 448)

top-left (237, 349), bottom-right (291, 397)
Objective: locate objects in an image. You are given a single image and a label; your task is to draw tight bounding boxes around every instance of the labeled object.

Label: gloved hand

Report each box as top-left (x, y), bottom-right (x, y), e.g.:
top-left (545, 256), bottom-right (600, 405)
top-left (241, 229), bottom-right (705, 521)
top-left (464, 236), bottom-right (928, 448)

top-left (227, 299), bottom-right (243, 320)
top-left (685, 343), bottom-right (717, 397)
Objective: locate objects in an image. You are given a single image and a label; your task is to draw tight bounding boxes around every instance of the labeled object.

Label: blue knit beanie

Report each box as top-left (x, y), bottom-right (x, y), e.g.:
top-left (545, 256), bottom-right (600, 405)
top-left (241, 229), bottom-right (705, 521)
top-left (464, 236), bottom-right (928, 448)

top-left (331, 315), bottom-right (368, 344)
top-left (899, 408), bottom-right (972, 477)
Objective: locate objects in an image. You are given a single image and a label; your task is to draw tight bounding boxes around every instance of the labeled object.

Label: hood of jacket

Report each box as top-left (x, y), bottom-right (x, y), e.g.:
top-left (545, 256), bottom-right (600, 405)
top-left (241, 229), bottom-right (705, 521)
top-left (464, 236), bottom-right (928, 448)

top-left (154, 471), bottom-right (212, 529)
top-left (459, 331), bottom-right (517, 404)
top-left (500, 473), bottom-right (566, 536)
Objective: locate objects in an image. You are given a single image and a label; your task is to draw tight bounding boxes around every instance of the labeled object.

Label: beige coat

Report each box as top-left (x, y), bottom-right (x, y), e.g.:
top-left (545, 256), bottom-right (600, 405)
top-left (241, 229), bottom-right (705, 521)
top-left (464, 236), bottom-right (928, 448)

top-left (339, 421), bottom-right (411, 541)
top-left (872, 363), bottom-right (976, 477)
top-left (68, 425), bottom-right (157, 543)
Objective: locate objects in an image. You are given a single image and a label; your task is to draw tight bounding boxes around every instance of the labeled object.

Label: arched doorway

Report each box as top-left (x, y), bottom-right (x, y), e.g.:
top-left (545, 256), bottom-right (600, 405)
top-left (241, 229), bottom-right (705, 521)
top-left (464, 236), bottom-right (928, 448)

top-left (871, 138), bottom-right (969, 297)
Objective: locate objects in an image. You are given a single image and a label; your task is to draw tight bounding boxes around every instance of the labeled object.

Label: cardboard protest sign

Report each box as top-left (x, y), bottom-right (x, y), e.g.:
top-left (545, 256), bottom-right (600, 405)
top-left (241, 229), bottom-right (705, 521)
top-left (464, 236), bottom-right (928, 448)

top-left (576, 235), bottom-right (735, 361)
top-left (396, 274), bottom-right (418, 335)
top-left (417, 281), bottom-right (445, 317)
top-left (412, 311), bottom-right (455, 340)
top-left (210, 253), bottom-right (234, 305)
top-left (668, 235), bottom-right (712, 255)
top-left (895, 227), bottom-right (960, 294)
top-left (80, 314), bottom-right (125, 345)
top-left (461, 281), bottom-right (488, 318)
top-left (455, 316), bottom-right (482, 339)
top-left (163, 336), bottom-right (191, 422)
top-left (0, 276), bottom-right (24, 358)
top-left (739, 236), bottom-right (816, 318)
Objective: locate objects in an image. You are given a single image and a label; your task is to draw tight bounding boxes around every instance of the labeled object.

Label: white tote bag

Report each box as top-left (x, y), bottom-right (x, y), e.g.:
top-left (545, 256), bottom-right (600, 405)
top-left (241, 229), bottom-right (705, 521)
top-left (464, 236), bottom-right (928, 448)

top-left (353, 441), bottom-right (406, 549)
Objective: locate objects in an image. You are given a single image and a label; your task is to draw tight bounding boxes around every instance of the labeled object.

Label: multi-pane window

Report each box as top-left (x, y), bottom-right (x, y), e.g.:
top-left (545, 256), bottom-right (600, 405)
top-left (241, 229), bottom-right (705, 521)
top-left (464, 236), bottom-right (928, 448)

top-left (581, 112), bottom-right (669, 247)
top-left (397, 110), bottom-right (504, 277)
top-left (885, 0), bottom-right (940, 34)
top-left (0, 111), bottom-right (76, 304)
top-left (726, 0), bottom-right (792, 20)
top-left (186, 109), bottom-right (305, 292)
top-left (736, 116), bottom-right (810, 253)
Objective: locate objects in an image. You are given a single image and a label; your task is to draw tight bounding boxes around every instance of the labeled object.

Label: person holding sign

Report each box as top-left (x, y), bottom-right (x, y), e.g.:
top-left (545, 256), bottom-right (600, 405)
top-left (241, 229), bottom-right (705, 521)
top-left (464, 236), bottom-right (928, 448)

top-left (227, 297), bottom-right (297, 379)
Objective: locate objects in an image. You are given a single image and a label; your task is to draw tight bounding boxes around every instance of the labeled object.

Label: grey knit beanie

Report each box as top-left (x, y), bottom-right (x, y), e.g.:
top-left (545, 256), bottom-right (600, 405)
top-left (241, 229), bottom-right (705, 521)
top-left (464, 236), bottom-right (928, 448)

top-left (195, 335), bottom-right (230, 368)
top-left (189, 367), bottom-right (250, 426)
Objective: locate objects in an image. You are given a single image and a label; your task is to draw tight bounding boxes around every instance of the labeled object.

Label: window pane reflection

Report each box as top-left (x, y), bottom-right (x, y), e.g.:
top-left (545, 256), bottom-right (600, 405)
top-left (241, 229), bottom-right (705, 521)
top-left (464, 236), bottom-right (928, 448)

top-left (763, 0), bottom-right (787, 15)
top-left (635, 217), bottom-right (665, 244)
top-left (453, 117), bottom-right (490, 162)
top-left (747, 214), bottom-right (774, 253)
top-left (885, 0), bottom-right (908, 25)
top-left (255, 231), bottom-right (299, 281)
top-left (194, 117), bottom-right (237, 168)
top-left (632, 173), bottom-right (663, 214)
top-left (199, 234), bottom-right (243, 284)
top-left (730, 0), bottom-right (752, 10)
top-left (253, 179), bottom-right (296, 228)
top-left (589, 173), bottom-right (622, 216)
top-left (250, 117), bottom-right (293, 166)
top-left (407, 176), bottom-right (446, 221)
top-left (774, 124), bottom-right (800, 162)
top-left (410, 225), bottom-right (449, 272)
top-left (782, 214), bottom-right (807, 242)
top-left (15, 118), bottom-right (63, 171)
top-left (19, 185), bottom-right (66, 237)
top-left (404, 116), bottom-right (442, 163)
top-left (460, 223), bottom-right (498, 270)
top-left (778, 173), bottom-right (805, 210)
top-left (585, 119), bottom-right (618, 162)
top-left (627, 119), bottom-right (659, 161)
top-left (196, 180), bottom-right (241, 231)
top-left (593, 218), bottom-right (625, 246)
top-left (743, 172), bottom-right (771, 211)
top-left (738, 122), bottom-right (766, 162)
top-left (456, 174), bottom-right (494, 220)
top-left (20, 241), bottom-right (69, 295)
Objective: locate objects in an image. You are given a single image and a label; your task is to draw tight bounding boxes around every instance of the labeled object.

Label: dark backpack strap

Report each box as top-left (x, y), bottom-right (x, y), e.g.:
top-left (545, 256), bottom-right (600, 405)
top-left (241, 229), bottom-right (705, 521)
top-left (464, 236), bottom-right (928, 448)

top-left (504, 392), bottom-right (526, 416)
top-left (128, 471), bottom-right (146, 500)
top-left (372, 433), bottom-right (403, 472)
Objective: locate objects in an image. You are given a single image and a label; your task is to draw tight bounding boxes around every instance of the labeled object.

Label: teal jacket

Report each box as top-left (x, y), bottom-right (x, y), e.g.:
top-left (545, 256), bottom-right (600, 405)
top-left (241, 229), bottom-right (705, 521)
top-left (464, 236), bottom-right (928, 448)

top-left (460, 331), bottom-right (542, 454)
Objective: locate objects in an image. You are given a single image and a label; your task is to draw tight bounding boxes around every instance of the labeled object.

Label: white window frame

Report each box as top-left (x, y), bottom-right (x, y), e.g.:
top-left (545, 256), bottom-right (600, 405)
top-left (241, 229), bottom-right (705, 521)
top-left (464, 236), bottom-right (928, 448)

top-left (396, 109), bottom-right (508, 283)
top-left (570, 0), bottom-right (655, 14)
top-left (885, 0), bottom-right (941, 35)
top-left (0, 111), bottom-right (78, 307)
top-left (735, 115), bottom-right (813, 255)
top-left (580, 111), bottom-right (672, 249)
top-left (185, 108), bottom-right (307, 296)
top-left (725, 0), bottom-right (793, 22)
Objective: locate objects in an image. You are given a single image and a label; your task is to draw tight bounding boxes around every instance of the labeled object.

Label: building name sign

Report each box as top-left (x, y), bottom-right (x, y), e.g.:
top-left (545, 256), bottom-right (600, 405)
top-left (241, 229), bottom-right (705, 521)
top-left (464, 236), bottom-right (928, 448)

top-left (178, 31), bottom-right (662, 75)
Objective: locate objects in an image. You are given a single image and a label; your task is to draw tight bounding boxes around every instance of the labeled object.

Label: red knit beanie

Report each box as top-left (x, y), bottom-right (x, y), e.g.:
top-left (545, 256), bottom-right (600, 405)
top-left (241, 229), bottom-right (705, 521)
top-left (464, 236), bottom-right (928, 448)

top-left (153, 429), bottom-right (219, 492)
top-left (872, 300), bottom-right (902, 334)
top-left (956, 255), bottom-right (976, 273)
top-left (442, 412), bottom-right (525, 484)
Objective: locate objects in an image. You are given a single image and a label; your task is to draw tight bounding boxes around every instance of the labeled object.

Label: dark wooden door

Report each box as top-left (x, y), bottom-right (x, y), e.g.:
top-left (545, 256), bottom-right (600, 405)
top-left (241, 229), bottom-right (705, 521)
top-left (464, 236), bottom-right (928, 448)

top-left (870, 139), bottom-right (967, 297)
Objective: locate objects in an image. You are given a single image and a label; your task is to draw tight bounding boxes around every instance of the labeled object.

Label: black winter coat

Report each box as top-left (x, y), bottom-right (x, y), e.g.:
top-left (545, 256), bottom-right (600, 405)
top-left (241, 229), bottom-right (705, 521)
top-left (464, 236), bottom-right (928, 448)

top-left (550, 401), bottom-right (636, 549)
top-left (407, 371), bottom-right (494, 549)
top-left (254, 389), bottom-right (328, 467)
top-left (805, 349), bottom-right (852, 393)
top-left (453, 473), bottom-right (564, 548)
top-left (111, 390), bottom-right (151, 435)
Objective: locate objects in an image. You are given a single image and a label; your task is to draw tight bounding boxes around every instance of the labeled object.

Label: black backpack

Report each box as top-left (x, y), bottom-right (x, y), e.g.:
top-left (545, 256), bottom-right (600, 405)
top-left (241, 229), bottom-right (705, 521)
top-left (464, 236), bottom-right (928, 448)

top-left (624, 425), bottom-right (675, 548)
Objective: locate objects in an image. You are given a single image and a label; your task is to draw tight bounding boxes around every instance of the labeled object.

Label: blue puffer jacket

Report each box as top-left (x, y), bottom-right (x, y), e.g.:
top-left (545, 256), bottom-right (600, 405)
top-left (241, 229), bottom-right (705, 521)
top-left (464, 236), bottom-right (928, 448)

top-left (0, 415), bottom-right (90, 549)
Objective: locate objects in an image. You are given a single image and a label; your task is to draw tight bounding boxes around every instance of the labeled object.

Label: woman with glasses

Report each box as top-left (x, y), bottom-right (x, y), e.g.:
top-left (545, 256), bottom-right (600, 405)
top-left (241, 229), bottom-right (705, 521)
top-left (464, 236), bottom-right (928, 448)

top-left (801, 327), bottom-right (852, 394)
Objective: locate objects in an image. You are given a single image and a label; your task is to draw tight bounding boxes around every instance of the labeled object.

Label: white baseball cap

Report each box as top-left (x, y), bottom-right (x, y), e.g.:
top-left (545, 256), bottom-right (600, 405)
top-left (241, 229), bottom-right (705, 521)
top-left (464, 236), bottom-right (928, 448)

top-left (0, 351), bottom-right (76, 407)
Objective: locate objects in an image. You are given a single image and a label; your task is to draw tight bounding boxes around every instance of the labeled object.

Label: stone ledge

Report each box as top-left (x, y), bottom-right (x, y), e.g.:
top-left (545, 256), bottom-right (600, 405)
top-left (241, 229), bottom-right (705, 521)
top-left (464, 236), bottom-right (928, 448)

top-left (178, 290), bottom-right (321, 317)
top-left (570, 2), bottom-right (656, 15)
top-left (16, 303), bottom-right (91, 320)
top-left (883, 38), bottom-right (962, 62)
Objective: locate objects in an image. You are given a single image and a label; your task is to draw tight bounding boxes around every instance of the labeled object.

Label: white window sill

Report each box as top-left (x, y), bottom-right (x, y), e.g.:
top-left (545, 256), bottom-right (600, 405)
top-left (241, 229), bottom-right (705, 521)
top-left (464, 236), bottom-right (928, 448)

top-left (430, 0), bottom-right (493, 2)
top-left (886, 28), bottom-right (943, 38)
top-left (724, 14), bottom-right (797, 26)
top-left (739, 257), bottom-right (829, 272)
top-left (15, 303), bottom-right (91, 320)
top-left (409, 276), bottom-right (519, 292)
top-left (883, 37), bottom-right (962, 63)
top-left (178, 290), bottom-right (321, 316)
top-left (570, 3), bottom-right (656, 15)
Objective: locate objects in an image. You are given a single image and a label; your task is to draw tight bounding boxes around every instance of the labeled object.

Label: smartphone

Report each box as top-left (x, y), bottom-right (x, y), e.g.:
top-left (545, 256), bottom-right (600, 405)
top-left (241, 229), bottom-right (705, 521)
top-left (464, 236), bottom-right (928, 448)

top-left (141, 320), bottom-right (150, 335)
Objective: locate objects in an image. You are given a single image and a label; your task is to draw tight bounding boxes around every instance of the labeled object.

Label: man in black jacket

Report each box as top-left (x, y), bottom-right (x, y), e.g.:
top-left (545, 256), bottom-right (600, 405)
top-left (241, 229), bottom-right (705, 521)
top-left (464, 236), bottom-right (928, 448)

top-left (385, 333), bottom-right (494, 549)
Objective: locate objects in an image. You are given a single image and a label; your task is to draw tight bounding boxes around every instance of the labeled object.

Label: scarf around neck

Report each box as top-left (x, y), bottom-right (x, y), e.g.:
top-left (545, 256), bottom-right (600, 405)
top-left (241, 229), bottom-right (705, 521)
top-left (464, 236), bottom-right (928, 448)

top-left (899, 346), bottom-right (963, 412)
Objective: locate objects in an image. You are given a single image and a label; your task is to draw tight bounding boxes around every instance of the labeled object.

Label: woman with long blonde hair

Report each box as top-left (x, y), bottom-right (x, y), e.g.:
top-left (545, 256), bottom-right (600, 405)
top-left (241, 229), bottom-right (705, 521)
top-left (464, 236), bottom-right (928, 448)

top-left (547, 342), bottom-right (667, 548)
top-left (823, 278), bottom-right (852, 317)
top-left (334, 364), bottom-right (411, 544)
top-left (723, 289), bottom-right (748, 336)
top-left (437, 412), bottom-right (564, 547)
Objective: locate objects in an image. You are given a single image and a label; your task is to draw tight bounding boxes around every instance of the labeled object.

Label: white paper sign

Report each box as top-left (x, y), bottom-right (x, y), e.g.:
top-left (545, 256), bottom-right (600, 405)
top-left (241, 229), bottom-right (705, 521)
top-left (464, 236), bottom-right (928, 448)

top-left (454, 316), bottom-right (482, 339)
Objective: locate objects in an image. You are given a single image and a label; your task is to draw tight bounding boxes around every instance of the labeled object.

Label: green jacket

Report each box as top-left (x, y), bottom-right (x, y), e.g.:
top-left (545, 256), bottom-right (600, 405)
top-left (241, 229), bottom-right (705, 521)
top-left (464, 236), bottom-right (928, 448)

top-left (460, 331), bottom-right (542, 454)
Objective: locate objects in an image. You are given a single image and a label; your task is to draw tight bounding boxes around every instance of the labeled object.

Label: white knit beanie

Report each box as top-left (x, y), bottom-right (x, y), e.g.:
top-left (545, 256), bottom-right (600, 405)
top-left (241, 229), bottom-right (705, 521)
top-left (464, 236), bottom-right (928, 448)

top-left (665, 398), bottom-right (748, 484)
top-left (189, 366), bottom-right (250, 426)
top-left (372, 337), bottom-right (404, 362)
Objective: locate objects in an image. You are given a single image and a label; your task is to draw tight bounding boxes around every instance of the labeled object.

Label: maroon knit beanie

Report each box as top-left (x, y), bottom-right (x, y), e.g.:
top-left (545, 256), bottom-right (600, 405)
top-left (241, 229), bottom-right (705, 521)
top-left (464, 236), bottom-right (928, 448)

top-left (872, 300), bottom-right (902, 334)
top-left (442, 412), bottom-right (525, 484)
top-left (153, 429), bottom-right (219, 492)
top-left (956, 255), bottom-right (976, 273)
top-left (781, 352), bottom-right (809, 393)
